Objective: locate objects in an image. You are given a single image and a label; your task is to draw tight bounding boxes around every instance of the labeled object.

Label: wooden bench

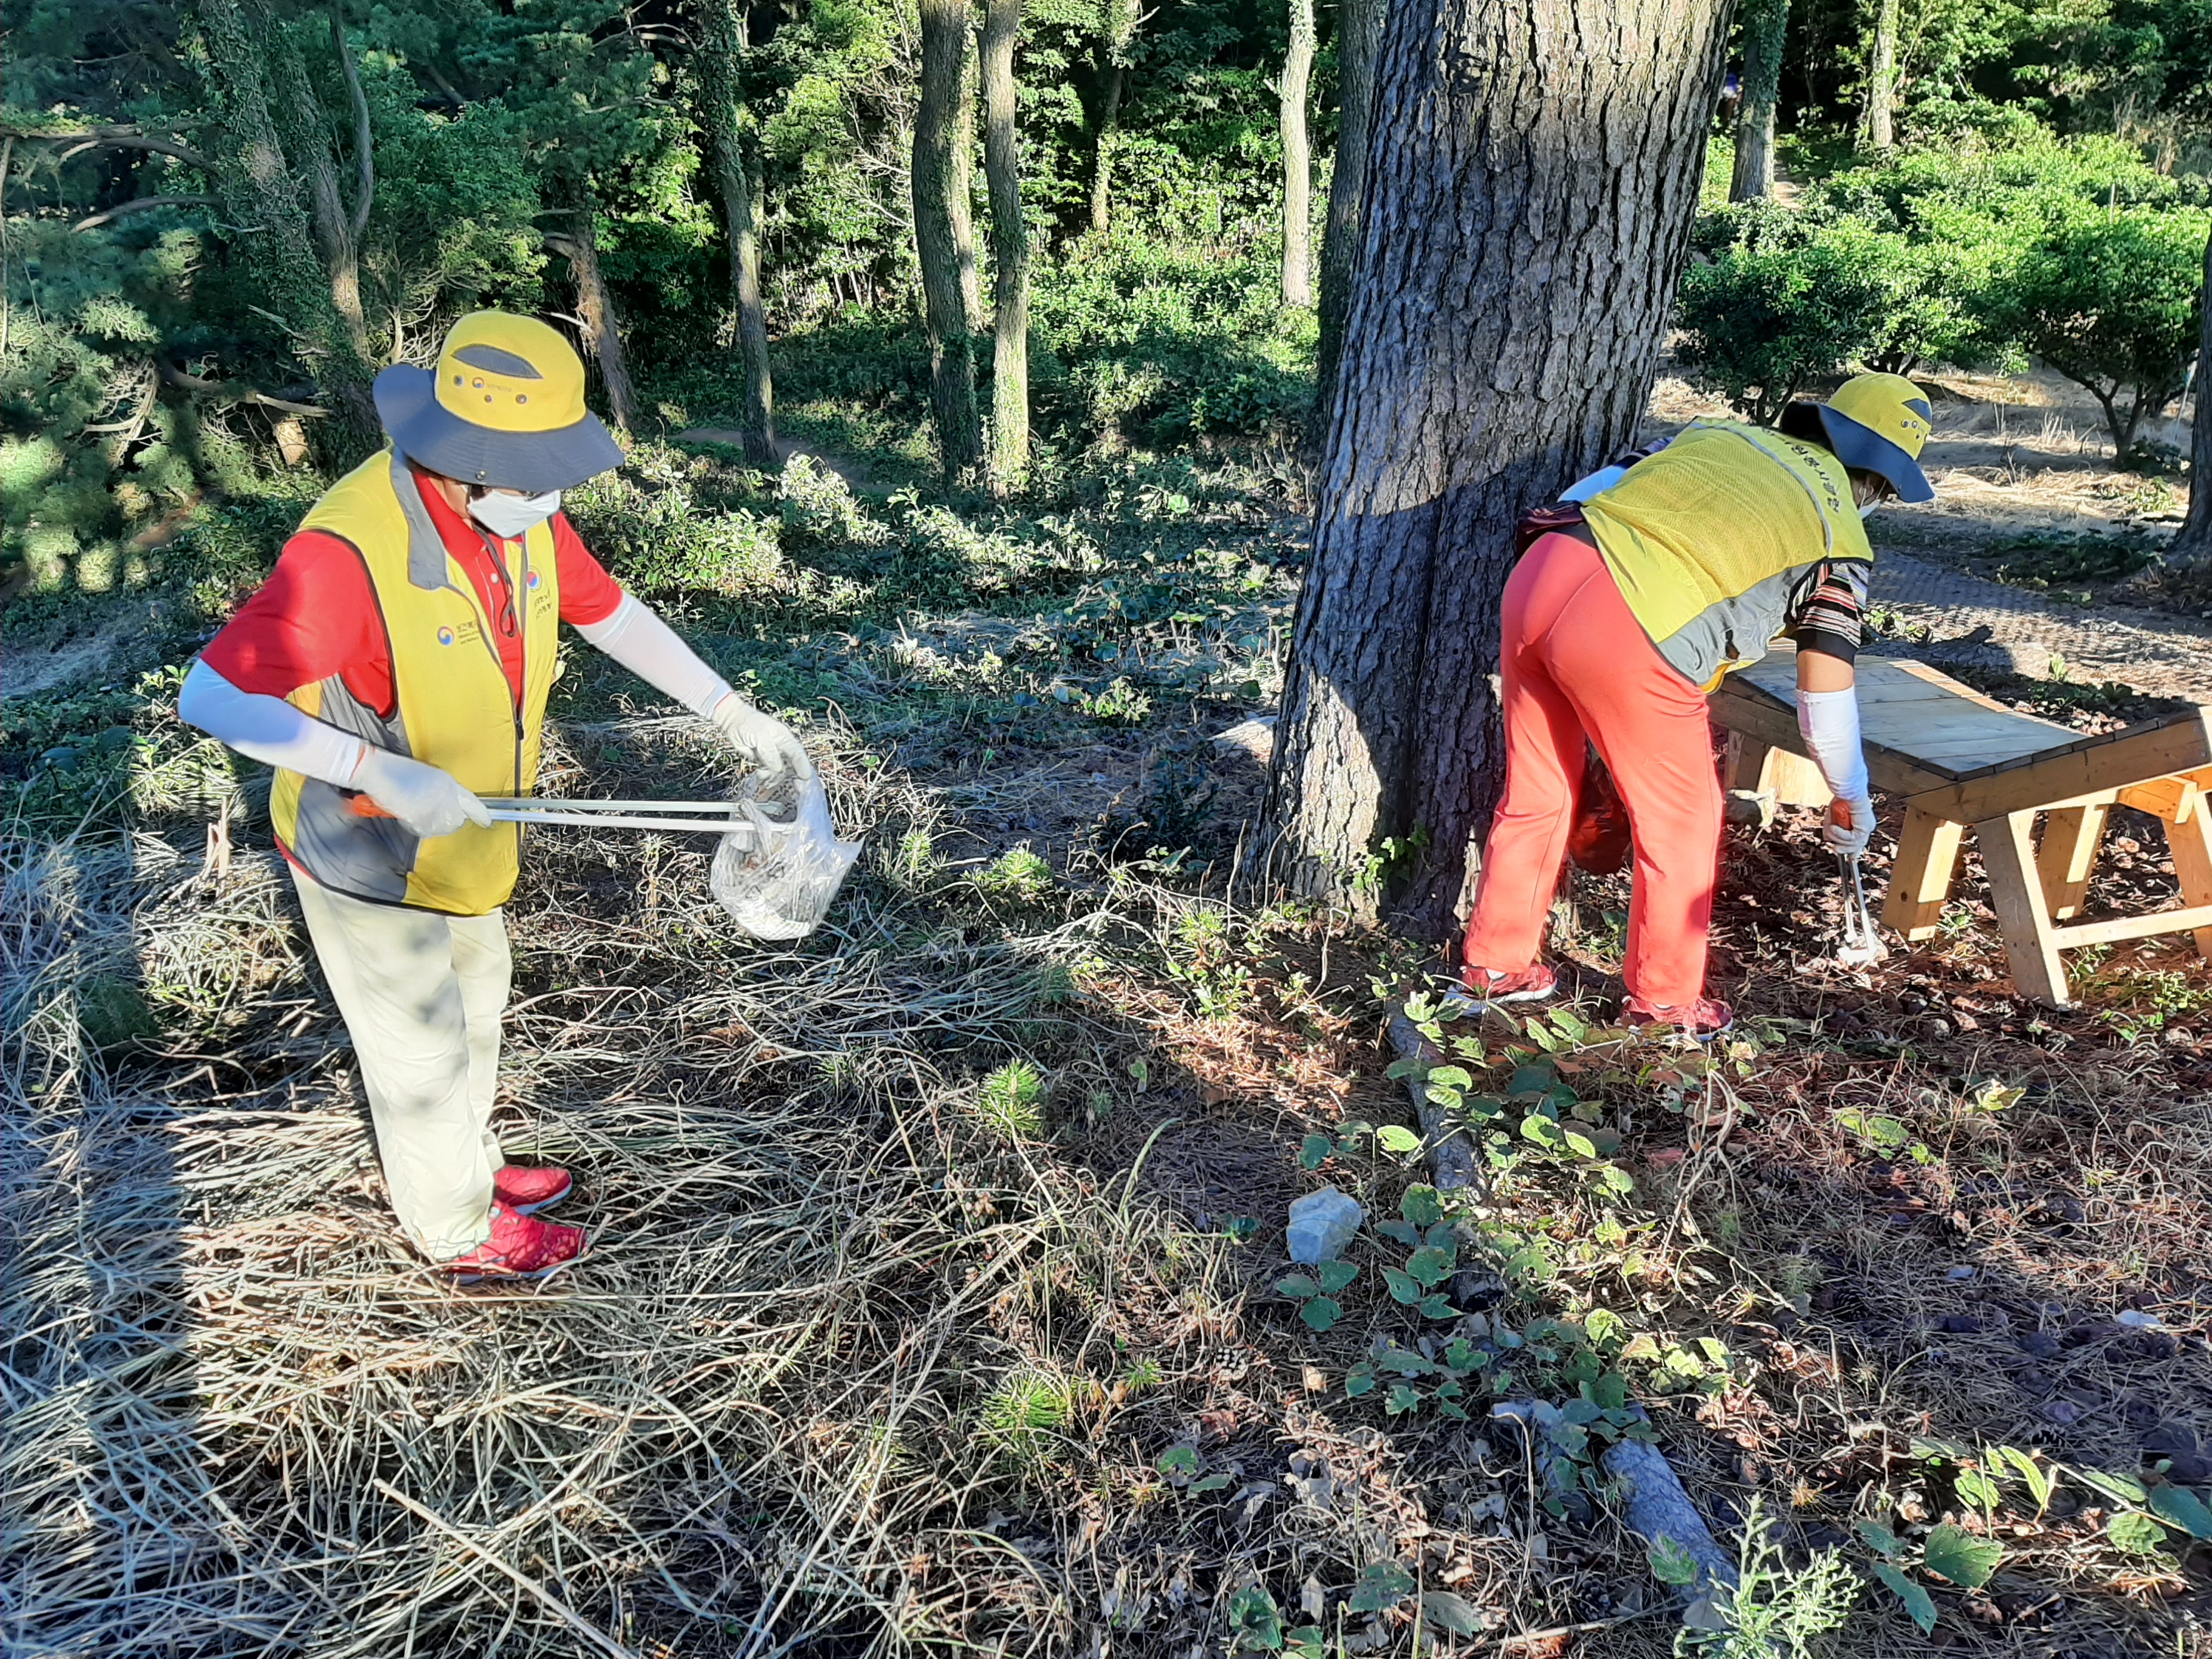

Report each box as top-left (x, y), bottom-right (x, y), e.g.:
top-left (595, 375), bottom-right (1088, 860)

top-left (1709, 646), bottom-right (2212, 1006)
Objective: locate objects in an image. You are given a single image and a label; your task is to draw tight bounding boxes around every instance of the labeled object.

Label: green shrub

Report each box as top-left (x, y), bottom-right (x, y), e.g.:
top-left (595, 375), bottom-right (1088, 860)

top-left (1986, 207), bottom-right (2210, 466)
top-left (1675, 234), bottom-right (1896, 421)
top-left (565, 445), bottom-right (784, 599)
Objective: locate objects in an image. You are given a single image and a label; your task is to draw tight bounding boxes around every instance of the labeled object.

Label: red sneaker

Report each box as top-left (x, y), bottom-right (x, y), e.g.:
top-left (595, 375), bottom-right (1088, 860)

top-left (1452, 962), bottom-right (1558, 1012)
top-left (438, 1204), bottom-right (589, 1283)
top-left (493, 1163), bottom-right (573, 1215)
top-left (1624, 995), bottom-right (1734, 1042)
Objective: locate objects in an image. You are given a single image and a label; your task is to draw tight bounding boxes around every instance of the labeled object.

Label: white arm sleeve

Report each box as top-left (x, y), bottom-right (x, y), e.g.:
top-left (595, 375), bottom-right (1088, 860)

top-left (1559, 464), bottom-right (1629, 503)
top-left (1797, 686), bottom-right (1870, 803)
top-left (574, 592), bottom-right (735, 721)
top-left (178, 658), bottom-right (368, 787)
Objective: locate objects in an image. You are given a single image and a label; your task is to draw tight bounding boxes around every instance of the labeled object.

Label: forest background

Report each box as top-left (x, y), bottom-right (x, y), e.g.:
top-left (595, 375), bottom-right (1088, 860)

top-left (9, 0), bottom-right (2212, 1655)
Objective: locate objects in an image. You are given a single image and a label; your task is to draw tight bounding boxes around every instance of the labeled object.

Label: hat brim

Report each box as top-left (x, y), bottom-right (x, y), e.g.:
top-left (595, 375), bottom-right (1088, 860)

top-left (1816, 404), bottom-right (1934, 504)
top-left (375, 365), bottom-right (625, 493)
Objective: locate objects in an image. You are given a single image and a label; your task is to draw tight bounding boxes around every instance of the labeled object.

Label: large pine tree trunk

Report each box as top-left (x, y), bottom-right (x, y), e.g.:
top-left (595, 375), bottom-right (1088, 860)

top-left (560, 203), bottom-right (641, 432)
top-left (981, 0), bottom-right (1031, 491)
top-left (261, 3), bottom-right (371, 358)
top-left (698, 0), bottom-right (777, 468)
top-left (1260, 0), bottom-right (1731, 935)
top-left (1311, 0), bottom-right (1379, 447)
top-left (1865, 0), bottom-right (1898, 149)
top-left (913, 0), bottom-right (984, 477)
top-left (1728, 0), bottom-right (1785, 201)
top-left (953, 33), bottom-right (984, 336)
top-left (1279, 0), bottom-right (1316, 307)
top-left (194, 0), bottom-right (379, 454)
top-left (2176, 229), bottom-right (2212, 566)
top-left (1088, 64), bottom-right (1123, 235)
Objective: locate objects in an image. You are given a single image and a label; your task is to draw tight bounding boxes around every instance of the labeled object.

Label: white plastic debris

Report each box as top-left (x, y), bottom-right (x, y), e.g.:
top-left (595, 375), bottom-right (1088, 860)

top-left (1286, 1187), bottom-right (1364, 1265)
top-left (710, 768), bottom-right (862, 940)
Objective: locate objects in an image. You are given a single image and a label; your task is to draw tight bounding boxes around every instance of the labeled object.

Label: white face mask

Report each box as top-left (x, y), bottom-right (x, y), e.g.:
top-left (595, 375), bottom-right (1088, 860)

top-left (469, 488), bottom-right (561, 539)
top-left (1860, 501), bottom-right (1878, 520)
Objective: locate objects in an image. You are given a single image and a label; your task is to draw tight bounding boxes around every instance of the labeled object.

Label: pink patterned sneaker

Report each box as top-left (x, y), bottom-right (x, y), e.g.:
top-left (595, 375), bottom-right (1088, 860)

top-left (1451, 962), bottom-right (1559, 1012)
top-left (438, 1204), bottom-right (589, 1283)
top-left (1623, 995), bottom-right (1735, 1042)
top-left (493, 1164), bottom-right (573, 1215)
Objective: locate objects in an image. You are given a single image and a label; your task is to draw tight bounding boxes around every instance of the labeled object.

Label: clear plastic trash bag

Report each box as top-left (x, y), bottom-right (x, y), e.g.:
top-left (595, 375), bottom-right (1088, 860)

top-left (710, 769), bottom-right (862, 940)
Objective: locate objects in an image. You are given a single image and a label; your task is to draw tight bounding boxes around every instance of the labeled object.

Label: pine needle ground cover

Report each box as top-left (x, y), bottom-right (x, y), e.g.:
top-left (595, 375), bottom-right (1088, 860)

top-left (7, 444), bottom-right (2212, 1657)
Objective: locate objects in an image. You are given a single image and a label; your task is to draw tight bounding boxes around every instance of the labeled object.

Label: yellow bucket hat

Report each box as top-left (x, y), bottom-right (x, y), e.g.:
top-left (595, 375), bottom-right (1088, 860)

top-left (1818, 372), bottom-right (1936, 503)
top-left (372, 312), bottom-right (624, 492)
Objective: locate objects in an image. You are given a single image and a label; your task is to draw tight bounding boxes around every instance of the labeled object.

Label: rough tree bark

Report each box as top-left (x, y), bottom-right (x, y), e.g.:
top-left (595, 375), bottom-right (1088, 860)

top-left (194, 0), bottom-right (379, 452)
top-left (1088, 65), bottom-right (1123, 234)
top-left (697, 0), bottom-right (778, 468)
top-left (1279, 0), bottom-right (1317, 307)
top-left (1311, 0), bottom-right (1380, 448)
top-left (258, 3), bottom-right (373, 357)
top-left (913, 0), bottom-right (984, 476)
top-left (1259, 0), bottom-right (1732, 935)
top-left (1728, 0), bottom-right (1785, 201)
top-left (555, 203), bottom-right (642, 432)
top-left (1865, 0), bottom-right (1898, 149)
top-left (2176, 229), bottom-right (2212, 566)
top-left (954, 32), bottom-right (984, 335)
top-left (981, 0), bottom-right (1031, 490)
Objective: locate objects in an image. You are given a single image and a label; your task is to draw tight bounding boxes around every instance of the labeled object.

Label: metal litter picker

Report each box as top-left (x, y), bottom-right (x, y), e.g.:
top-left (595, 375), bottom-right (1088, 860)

top-left (1835, 851), bottom-right (1887, 968)
top-left (352, 774), bottom-right (863, 940)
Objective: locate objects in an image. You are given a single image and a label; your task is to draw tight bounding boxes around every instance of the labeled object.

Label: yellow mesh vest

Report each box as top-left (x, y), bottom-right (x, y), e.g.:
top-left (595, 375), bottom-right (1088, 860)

top-left (1579, 421), bottom-right (1874, 687)
top-left (269, 449), bottom-right (561, 916)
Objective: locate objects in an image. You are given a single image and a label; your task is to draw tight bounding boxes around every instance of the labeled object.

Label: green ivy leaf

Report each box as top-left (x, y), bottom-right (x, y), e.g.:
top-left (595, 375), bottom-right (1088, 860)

top-left (1519, 1114), bottom-right (1563, 1148)
top-left (1508, 1065), bottom-right (1555, 1097)
top-left (2108, 1509), bottom-right (2171, 1555)
top-left (1418, 1292), bottom-right (1458, 1320)
top-left (1443, 1338), bottom-right (1481, 1372)
top-left (1299, 1133), bottom-right (1332, 1170)
top-left (1854, 1519), bottom-right (1903, 1559)
top-left (1300, 1296), bottom-right (1343, 1332)
top-left (1376, 1345), bottom-right (1434, 1376)
top-left (2075, 1466), bottom-right (2150, 1508)
top-left (1562, 1130), bottom-right (1599, 1159)
top-left (1419, 1591), bottom-right (1486, 1635)
top-left (1401, 1185), bottom-right (1446, 1226)
top-left (1955, 1469), bottom-right (2001, 1512)
top-left (1346, 1561), bottom-right (1417, 1613)
top-left (1995, 1446), bottom-right (2053, 1514)
top-left (1157, 1446), bottom-right (1198, 1476)
top-left (1646, 1535), bottom-right (1700, 1587)
top-left (1921, 1523), bottom-right (2002, 1588)
top-left (1276, 1274), bottom-right (1320, 1299)
top-left (1384, 1383), bottom-right (1423, 1416)
top-left (2149, 1483), bottom-right (2212, 1541)
top-left (1190, 1472), bottom-right (1233, 1492)
top-left (1315, 1260), bottom-right (1359, 1294)
top-left (1376, 1124), bottom-right (1423, 1154)
top-left (1405, 1246), bottom-right (1454, 1288)
top-left (1383, 1266), bottom-right (1421, 1305)
top-left (1344, 1361), bottom-right (1378, 1399)
top-left (1226, 1583), bottom-right (1284, 1650)
top-left (1425, 1065), bottom-right (1474, 1091)
top-left (1375, 1219), bottom-right (1420, 1246)
top-left (1871, 1561), bottom-right (1937, 1634)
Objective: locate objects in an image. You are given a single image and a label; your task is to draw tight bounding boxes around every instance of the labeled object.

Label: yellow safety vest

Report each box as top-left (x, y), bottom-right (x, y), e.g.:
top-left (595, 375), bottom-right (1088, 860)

top-left (270, 449), bottom-right (561, 916)
top-left (1579, 420), bottom-right (1874, 690)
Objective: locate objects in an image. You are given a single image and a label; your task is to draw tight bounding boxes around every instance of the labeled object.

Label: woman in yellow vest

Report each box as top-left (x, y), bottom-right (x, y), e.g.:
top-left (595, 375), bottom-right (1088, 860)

top-left (1458, 374), bottom-right (1937, 1040)
top-left (179, 312), bottom-right (811, 1280)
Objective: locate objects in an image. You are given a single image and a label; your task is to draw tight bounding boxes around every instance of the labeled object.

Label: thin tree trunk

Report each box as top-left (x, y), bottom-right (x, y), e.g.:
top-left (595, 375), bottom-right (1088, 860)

top-left (698, 0), bottom-right (777, 468)
top-left (560, 204), bottom-right (641, 432)
top-left (194, 0), bottom-right (378, 453)
top-left (1259, 0), bottom-right (1731, 933)
top-left (258, 1), bottom-right (370, 357)
top-left (1279, 0), bottom-right (1317, 308)
top-left (1865, 0), bottom-right (1898, 149)
top-left (1728, 0), bottom-right (1785, 201)
top-left (953, 31), bottom-right (984, 336)
top-left (1312, 0), bottom-right (1379, 450)
top-left (2174, 229), bottom-right (2212, 566)
top-left (981, 0), bottom-right (1030, 492)
top-left (913, 0), bottom-right (983, 477)
top-left (1088, 64), bottom-right (1123, 235)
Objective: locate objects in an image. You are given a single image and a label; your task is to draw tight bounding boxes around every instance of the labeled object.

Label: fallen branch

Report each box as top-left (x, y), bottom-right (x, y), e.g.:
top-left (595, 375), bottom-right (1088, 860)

top-left (156, 362), bottom-right (329, 419)
top-left (74, 194), bottom-right (217, 233)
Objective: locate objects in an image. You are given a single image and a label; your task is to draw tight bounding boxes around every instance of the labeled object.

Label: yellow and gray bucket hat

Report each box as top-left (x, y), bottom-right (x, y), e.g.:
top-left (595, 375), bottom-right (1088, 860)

top-left (372, 311), bottom-right (624, 492)
top-left (1818, 372), bottom-right (1936, 503)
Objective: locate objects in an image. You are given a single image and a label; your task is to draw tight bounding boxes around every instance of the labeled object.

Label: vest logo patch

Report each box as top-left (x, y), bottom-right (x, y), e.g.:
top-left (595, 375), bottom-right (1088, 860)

top-left (437, 626), bottom-right (455, 646)
top-left (436, 618), bottom-right (482, 648)
top-left (526, 568), bottom-right (542, 590)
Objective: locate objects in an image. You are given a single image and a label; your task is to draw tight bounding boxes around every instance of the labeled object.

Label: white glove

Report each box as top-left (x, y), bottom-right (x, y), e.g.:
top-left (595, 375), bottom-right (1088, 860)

top-left (1824, 795), bottom-right (1876, 857)
top-left (352, 748), bottom-right (493, 838)
top-left (712, 692), bottom-right (815, 785)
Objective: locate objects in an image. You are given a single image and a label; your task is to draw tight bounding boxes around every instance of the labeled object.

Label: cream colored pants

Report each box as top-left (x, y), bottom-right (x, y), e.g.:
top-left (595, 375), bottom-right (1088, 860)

top-left (291, 869), bottom-right (509, 1260)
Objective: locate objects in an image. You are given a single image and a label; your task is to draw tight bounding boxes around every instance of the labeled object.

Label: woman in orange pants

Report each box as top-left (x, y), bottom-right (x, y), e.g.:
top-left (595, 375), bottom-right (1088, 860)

top-left (1457, 374), bottom-right (1939, 1039)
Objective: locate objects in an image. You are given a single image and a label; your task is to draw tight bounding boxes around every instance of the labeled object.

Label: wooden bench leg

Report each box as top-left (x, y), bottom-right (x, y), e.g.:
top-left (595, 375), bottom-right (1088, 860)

top-left (1724, 731), bottom-right (1769, 793)
top-left (2036, 802), bottom-right (2107, 922)
top-left (2162, 804), bottom-right (2212, 960)
top-left (1884, 806), bottom-right (1965, 941)
top-left (1976, 810), bottom-right (2070, 1007)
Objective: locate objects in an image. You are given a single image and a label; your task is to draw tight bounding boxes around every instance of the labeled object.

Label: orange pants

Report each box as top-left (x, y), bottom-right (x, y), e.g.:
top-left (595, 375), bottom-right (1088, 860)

top-left (1461, 532), bottom-right (1723, 1006)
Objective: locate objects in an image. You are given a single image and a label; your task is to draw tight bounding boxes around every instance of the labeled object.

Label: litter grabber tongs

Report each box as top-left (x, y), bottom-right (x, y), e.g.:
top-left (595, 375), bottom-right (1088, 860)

top-left (348, 774), bottom-right (864, 941)
top-left (1833, 851), bottom-right (1888, 968)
